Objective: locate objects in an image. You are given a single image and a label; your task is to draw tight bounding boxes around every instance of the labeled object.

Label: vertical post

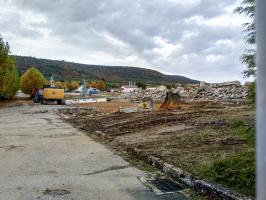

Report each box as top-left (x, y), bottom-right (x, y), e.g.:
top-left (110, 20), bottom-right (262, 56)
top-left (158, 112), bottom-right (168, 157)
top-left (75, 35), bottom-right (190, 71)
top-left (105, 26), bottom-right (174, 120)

top-left (256, 0), bottom-right (266, 199)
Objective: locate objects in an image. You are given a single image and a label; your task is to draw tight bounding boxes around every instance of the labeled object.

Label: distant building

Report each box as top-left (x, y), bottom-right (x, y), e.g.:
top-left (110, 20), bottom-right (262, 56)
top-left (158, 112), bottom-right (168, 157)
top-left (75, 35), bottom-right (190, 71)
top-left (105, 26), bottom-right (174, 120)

top-left (121, 81), bottom-right (139, 93)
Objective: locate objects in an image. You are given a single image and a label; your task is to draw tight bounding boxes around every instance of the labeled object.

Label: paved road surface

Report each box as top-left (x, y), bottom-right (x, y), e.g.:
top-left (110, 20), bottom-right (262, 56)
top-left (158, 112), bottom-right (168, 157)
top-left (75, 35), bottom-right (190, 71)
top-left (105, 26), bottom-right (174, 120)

top-left (0, 104), bottom-right (186, 200)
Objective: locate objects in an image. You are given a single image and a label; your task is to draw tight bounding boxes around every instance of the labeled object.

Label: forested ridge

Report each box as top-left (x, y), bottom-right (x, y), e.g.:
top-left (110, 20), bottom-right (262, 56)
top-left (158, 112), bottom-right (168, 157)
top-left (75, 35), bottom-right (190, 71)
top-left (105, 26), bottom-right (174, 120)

top-left (14, 55), bottom-right (199, 84)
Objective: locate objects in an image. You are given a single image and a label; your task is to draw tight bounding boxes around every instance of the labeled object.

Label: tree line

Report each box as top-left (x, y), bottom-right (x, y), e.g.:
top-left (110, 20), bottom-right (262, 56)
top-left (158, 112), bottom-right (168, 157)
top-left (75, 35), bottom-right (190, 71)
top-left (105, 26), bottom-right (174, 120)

top-left (0, 35), bottom-right (111, 99)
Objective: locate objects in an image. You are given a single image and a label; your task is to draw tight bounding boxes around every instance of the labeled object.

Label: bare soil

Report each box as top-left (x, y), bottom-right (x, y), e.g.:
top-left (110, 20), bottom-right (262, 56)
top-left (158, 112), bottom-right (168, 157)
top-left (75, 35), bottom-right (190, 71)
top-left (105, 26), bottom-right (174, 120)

top-left (60, 102), bottom-right (255, 194)
top-left (78, 101), bottom-right (138, 113)
top-left (0, 98), bottom-right (32, 108)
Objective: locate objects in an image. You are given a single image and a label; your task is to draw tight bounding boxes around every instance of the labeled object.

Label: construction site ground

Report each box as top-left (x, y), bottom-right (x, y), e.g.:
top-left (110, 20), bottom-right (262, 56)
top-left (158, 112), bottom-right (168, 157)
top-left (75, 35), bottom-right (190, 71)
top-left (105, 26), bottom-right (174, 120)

top-left (0, 101), bottom-right (189, 200)
top-left (61, 101), bottom-right (255, 197)
top-left (0, 95), bottom-right (255, 198)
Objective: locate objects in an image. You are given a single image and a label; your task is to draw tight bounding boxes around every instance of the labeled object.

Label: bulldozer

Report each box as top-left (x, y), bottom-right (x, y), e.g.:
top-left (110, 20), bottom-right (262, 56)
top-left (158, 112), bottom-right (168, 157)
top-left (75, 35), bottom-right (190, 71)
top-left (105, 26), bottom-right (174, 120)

top-left (32, 76), bottom-right (65, 105)
top-left (159, 91), bottom-right (185, 110)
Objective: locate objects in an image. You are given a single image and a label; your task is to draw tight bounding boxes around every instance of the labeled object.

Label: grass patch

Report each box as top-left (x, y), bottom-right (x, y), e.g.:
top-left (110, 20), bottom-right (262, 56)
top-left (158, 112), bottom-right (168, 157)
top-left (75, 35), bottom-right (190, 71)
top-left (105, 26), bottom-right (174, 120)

top-left (196, 121), bottom-right (255, 197)
top-left (197, 151), bottom-right (255, 197)
top-left (233, 120), bottom-right (255, 143)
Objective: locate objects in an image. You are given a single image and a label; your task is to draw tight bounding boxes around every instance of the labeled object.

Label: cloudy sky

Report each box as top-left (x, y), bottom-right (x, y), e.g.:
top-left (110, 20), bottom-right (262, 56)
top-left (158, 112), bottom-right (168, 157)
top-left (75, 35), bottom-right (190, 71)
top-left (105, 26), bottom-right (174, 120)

top-left (0, 0), bottom-right (252, 82)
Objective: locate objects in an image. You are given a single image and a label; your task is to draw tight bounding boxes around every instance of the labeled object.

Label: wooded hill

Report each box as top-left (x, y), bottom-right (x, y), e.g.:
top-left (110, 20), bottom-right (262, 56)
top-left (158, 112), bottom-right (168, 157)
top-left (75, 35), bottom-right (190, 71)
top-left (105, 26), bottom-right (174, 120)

top-left (14, 56), bottom-right (199, 84)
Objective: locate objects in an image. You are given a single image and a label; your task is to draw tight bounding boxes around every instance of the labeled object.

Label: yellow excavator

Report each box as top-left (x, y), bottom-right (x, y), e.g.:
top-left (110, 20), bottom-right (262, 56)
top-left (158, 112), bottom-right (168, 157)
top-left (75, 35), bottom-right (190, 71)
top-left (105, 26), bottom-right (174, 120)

top-left (32, 76), bottom-right (65, 105)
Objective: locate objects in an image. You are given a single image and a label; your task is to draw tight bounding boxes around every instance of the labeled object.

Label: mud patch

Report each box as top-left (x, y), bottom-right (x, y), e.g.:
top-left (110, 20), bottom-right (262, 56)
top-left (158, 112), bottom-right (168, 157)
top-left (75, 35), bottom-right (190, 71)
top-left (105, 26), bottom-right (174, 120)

top-left (43, 189), bottom-right (71, 196)
top-left (0, 145), bottom-right (25, 151)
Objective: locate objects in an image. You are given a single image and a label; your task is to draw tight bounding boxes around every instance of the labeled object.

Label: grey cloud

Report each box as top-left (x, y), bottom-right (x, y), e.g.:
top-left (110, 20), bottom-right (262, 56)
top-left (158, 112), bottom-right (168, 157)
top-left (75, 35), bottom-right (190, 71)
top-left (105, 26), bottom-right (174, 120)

top-left (0, 0), bottom-right (246, 82)
top-left (0, 10), bottom-right (42, 39)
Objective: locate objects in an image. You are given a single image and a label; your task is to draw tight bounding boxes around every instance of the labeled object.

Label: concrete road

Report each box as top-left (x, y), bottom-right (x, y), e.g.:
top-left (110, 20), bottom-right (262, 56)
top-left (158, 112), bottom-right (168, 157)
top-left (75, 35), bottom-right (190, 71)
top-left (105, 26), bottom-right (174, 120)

top-left (0, 104), bottom-right (186, 200)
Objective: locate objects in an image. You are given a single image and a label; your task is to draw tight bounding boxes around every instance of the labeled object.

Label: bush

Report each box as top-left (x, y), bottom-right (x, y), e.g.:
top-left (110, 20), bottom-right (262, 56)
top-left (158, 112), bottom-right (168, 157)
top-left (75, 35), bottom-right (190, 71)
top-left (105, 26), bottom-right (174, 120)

top-left (20, 67), bottom-right (46, 94)
top-left (0, 36), bottom-right (20, 99)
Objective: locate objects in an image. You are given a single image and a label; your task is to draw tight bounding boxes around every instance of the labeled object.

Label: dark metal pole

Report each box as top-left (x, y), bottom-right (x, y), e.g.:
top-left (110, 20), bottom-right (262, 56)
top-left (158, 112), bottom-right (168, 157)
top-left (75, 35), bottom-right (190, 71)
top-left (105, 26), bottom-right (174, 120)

top-left (256, 0), bottom-right (266, 199)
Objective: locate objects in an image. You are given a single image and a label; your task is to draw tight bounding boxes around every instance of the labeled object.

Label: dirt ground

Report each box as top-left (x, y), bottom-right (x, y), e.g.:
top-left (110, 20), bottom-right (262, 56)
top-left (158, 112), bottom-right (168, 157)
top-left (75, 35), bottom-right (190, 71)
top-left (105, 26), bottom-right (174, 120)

top-left (77, 102), bottom-right (138, 113)
top-left (0, 98), bottom-right (32, 108)
top-left (61, 101), bottom-right (255, 195)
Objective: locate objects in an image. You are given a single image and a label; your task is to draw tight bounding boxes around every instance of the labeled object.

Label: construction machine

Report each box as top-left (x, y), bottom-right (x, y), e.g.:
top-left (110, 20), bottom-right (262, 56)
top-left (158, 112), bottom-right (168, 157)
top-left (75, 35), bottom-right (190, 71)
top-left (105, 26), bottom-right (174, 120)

top-left (159, 91), bottom-right (184, 110)
top-left (32, 76), bottom-right (65, 105)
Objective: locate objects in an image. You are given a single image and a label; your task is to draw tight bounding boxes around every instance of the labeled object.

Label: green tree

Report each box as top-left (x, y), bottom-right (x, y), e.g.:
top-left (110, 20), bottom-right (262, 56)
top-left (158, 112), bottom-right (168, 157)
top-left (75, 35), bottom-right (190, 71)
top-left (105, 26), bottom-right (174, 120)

top-left (20, 67), bottom-right (46, 95)
top-left (235, 0), bottom-right (256, 77)
top-left (136, 81), bottom-right (147, 90)
top-left (0, 35), bottom-right (19, 99)
top-left (235, 0), bottom-right (256, 106)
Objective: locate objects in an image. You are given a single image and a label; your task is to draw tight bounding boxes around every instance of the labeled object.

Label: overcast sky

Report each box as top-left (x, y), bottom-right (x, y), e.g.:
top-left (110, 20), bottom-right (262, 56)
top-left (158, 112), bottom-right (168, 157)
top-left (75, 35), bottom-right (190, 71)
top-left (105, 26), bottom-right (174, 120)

top-left (0, 0), bottom-right (252, 83)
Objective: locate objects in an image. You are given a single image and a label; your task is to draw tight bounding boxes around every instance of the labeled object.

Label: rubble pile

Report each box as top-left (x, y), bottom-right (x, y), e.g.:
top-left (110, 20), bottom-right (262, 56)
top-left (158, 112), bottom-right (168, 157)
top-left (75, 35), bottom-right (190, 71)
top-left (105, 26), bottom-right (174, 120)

top-left (175, 81), bottom-right (249, 101)
top-left (120, 81), bottom-right (249, 103)
top-left (120, 87), bottom-right (166, 102)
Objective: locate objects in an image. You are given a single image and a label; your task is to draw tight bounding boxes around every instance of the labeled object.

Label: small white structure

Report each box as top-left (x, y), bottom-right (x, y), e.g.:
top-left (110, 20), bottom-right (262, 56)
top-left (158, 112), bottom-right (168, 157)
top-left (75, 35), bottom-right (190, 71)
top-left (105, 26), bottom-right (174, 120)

top-left (74, 86), bottom-right (83, 93)
top-left (121, 81), bottom-right (139, 93)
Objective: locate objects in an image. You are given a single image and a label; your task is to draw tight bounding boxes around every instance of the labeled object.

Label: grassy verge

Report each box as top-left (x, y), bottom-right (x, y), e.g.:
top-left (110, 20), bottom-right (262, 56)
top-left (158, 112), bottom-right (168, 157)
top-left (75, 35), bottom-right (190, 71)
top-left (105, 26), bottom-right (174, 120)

top-left (135, 121), bottom-right (255, 197)
top-left (196, 120), bottom-right (255, 197)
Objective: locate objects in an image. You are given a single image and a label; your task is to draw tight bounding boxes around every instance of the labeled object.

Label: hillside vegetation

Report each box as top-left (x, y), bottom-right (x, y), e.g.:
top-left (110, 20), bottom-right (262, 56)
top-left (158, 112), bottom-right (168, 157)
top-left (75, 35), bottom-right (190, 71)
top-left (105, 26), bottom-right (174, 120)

top-left (14, 56), bottom-right (199, 84)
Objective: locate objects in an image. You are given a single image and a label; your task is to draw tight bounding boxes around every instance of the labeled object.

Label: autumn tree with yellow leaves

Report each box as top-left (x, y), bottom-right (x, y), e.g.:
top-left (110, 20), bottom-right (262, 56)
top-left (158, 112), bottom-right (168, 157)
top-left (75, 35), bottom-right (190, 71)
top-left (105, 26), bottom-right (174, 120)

top-left (88, 80), bottom-right (106, 91)
top-left (67, 81), bottom-right (79, 91)
top-left (20, 67), bottom-right (46, 94)
top-left (55, 81), bottom-right (63, 88)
